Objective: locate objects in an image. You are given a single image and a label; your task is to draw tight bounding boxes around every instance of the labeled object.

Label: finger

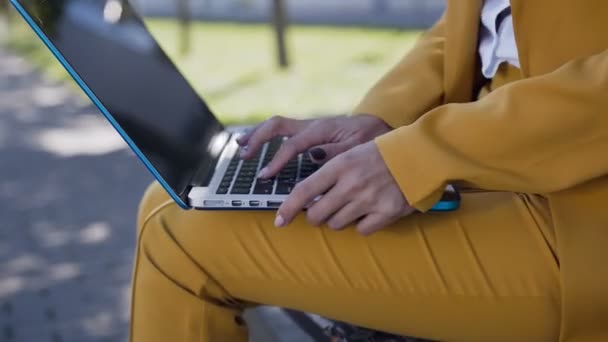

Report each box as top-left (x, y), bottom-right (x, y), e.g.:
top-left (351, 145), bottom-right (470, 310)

top-left (308, 140), bottom-right (353, 164)
top-left (326, 201), bottom-right (367, 231)
top-left (259, 123), bottom-right (332, 178)
top-left (276, 166), bottom-right (337, 227)
top-left (356, 213), bottom-right (392, 236)
top-left (236, 127), bottom-right (257, 146)
top-left (305, 183), bottom-right (350, 227)
top-left (242, 116), bottom-right (307, 159)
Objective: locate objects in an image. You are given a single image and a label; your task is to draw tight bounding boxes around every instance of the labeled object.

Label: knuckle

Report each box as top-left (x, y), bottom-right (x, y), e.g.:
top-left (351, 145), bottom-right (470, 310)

top-left (326, 116), bottom-right (340, 126)
top-left (361, 196), bottom-right (374, 208)
top-left (326, 157), bottom-right (344, 171)
top-left (353, 190), bottom-right (372, 206)
top-left (386, 201), bottom-right (404, 214)
top-left (269, 115), bottom-right (284, 123)
top-left (281, 139), bottom-right (298, 153)
top-left (247, 136), bottom-right (260, 147)
top-left (268, 115), bottom-right (285, 129)
top-left (327, 219), bottom-right (343, 230)
top-left (356, 223), bottom-right (367, 235)
top-left (348, 178), bottom-right (364, 192)
top-left (248, 130), bottom-right (264, 145)
top-left (309, 119), bottom-right (324, 129)
top-left (331, 155), bottom-right (349, 171)
top-left (306, 210), bottom-right (322, 226)
top-left (293, 181), bottom-right (309, 194)
top-left (357, 222), bottom-right (375, 235)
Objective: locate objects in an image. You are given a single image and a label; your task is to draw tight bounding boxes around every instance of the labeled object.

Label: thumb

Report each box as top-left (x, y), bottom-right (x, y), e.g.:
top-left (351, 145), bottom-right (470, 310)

top-left (308, 141), bottom-right (353, 164)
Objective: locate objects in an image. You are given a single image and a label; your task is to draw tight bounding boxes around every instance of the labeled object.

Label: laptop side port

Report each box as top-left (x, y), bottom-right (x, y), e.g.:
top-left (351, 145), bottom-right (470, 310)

top-left (203, 200), bottom-right (225, 207)
top-left (249, 200), bottom-right (260, 207)
top-left (231, 200), bottom-right (243, 207)
top-left (267, 201), bottom-right (282, 208)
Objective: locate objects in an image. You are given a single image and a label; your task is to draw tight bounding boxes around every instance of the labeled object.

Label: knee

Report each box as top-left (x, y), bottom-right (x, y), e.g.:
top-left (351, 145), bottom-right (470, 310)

top-left (134, 196), bottom-right (234, 300)
top-left (137, 182), bottom-right (172, 237)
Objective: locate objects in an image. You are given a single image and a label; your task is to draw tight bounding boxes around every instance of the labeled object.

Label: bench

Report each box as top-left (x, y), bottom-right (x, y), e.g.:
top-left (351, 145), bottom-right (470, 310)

top-left (247, 307), bottom-right (431, 342)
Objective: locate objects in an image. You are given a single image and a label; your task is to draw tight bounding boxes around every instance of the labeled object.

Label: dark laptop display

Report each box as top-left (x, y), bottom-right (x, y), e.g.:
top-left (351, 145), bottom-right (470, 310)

top-left (16, 0), bottom-right (224, 200)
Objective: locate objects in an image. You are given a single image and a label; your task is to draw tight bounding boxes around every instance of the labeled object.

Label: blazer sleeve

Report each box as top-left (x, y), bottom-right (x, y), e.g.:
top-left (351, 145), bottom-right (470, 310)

top-left (375, 50), bottom-right (608, 211)
top-left (352, 14), bottom-right (446, 128)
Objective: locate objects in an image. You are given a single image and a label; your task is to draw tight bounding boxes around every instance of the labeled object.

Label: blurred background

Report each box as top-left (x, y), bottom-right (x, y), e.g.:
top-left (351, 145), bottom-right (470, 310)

top-left (0, 0), bottom-right (443, 341)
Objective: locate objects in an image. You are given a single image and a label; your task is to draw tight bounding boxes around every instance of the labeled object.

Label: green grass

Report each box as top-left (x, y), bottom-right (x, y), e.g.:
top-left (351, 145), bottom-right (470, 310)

top-left (5, 16), bottom-right (420, 124)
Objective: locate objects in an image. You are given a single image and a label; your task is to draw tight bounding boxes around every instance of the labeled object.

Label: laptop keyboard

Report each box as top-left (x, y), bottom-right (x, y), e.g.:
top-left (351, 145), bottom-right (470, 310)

top-left (216, 137), bottom-right (320, 196)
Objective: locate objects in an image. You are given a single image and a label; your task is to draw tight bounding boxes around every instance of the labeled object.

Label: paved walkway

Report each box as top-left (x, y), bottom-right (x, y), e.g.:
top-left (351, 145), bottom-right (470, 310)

top-left (0, 46), bottom-right (143, 341)
top-left (0, 48), bottom-right (320, 341)
top-left (139, 0), bottom-right (444, 28)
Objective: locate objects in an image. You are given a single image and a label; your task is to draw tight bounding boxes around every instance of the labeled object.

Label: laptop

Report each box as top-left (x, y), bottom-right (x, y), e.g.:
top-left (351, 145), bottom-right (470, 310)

top-left (10, 0), bottom-right (460, 211)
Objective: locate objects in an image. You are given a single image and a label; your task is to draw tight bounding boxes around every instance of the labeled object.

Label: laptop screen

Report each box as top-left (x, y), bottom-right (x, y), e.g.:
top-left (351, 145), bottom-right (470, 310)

top-left (14, 0), bottom-right (225, 202)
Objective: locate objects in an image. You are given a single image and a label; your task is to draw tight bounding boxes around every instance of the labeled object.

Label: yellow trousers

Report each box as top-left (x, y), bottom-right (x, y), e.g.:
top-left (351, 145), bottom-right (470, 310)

top-left (130, 182), bottom-right (561, 342)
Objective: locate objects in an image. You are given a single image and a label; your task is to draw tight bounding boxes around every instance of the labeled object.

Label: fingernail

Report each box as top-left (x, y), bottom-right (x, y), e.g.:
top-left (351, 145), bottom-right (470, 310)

top-left (258, 167), bottom-right (269, 179)
top-left (309, 148), bottom-right (327, 161)
top-left (240, 146), bottom-right (248, 157)
top-left (274, 215), bottom-right (285, 228)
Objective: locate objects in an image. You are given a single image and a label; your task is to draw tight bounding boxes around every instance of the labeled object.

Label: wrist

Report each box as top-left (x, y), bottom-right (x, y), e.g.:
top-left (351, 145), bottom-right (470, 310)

top-left (353, 113), bottom-right (392, 134)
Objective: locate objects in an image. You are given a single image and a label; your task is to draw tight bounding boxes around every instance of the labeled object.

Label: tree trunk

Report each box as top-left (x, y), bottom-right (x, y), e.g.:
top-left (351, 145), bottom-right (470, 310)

top-left (0, 0), bottom-right (8, 15)
top-left (0, 0), bottom-right (10, 37)
top-left (271, 0), bottom-right (289, 69)
top-left (176, 0), bottom-right (192, 56)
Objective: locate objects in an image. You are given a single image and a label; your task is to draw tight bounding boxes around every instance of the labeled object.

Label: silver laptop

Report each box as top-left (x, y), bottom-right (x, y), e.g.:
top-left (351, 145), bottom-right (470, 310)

top-left (11, 0), bottom-right (460, 212)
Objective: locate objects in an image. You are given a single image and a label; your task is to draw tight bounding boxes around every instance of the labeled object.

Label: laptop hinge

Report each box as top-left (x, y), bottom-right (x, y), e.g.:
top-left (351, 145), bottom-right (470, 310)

top-left (189, 132), bottom-right (233, 188)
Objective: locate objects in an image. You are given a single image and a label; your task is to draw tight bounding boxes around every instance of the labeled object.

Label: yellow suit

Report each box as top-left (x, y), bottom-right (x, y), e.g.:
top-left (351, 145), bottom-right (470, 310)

top-left (130, 1), bottom-right (608, 341)
top-left (355, 1), bottom-right (608, 340)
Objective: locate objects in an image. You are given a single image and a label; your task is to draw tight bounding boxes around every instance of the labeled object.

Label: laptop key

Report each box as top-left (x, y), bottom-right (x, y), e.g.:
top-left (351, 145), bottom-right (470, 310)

top-left (256, 178), bottom-right (273, 184)
top-left (238, 177), bottom-right (254, 184)
top-left (234, 181), bottom-right (253, 188)
top-left (275, 182), bottom-right (294, 195)
top-left (223, 174), bottom-right (236, 181)
top-left (217, 187), bottom-right (229, 195)
top-left (238, 171), bottom-right (257, 178)
top-left (253, 187), bottom-right (273, 195)
top-left (231, 187), bottom-right (251, 195)
top-left (278, 177), bottom-right (296, 184)
top-left (253, 178), bottom-right (273, 194)
top-left (299, 170), bottom-right (314, 177)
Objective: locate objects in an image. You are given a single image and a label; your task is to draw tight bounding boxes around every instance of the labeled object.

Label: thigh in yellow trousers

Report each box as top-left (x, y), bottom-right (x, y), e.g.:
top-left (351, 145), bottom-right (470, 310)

top-left (130, 182), bottom-right (560, 342)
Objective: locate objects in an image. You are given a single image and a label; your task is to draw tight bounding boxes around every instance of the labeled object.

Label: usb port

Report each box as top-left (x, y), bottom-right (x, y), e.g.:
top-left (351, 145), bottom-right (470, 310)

top-left (267, 201), bottom-right (282, 208)
top-left (231, 200), bottom-right (242, 207)
top-left (203, 200), bottom-right (225, 207)
top-left (249, 200), bottom-right (260, 207)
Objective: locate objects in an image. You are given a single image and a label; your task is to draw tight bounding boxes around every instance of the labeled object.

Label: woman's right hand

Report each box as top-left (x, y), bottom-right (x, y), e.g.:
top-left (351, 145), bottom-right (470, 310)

top-left (237, 114), bottom-right (392, 179)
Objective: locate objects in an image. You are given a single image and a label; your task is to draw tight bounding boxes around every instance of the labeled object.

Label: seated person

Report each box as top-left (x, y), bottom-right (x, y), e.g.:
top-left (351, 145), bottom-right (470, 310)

top-left (129, 1), bottom-right (608, 341)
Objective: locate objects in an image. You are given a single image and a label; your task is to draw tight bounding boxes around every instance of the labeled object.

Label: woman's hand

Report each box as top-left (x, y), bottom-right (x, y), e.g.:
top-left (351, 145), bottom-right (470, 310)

top-left (275, 141), bottom-right (416, 235)
top-left (237, 114), bottom-right (391, 178)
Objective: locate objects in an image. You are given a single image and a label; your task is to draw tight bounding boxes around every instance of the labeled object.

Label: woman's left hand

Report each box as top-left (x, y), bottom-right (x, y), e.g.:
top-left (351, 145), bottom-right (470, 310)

top-left (275, 141), bottom-right (416, 235)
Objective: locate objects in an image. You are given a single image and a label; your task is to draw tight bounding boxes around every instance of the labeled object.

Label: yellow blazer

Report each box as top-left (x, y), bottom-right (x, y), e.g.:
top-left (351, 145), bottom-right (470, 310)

top-left (354, 0), bottom-right (608, 341)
